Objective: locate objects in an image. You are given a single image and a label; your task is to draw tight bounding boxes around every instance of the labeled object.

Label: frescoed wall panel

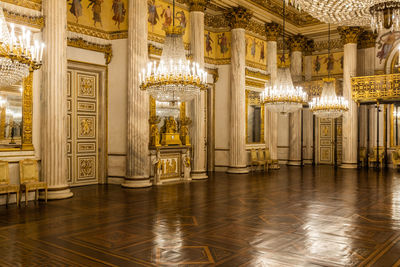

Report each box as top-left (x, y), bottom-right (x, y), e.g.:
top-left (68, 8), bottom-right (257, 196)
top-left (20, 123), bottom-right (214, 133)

top-left (310, 52), bottom-right (344, 77)
top-left (204, 30), bottom-right (231, 63)
top-left (67, 0), bottom-right (128, 32)
top-left (245, 34), bottom-right (267, 68)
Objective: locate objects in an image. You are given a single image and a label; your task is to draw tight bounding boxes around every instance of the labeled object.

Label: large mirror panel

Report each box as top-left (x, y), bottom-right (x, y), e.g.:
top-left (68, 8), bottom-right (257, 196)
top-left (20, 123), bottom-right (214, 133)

top-left (246, 90), bottom-right (264, 144)
top-left (392, 104), bottom-right (400, 147)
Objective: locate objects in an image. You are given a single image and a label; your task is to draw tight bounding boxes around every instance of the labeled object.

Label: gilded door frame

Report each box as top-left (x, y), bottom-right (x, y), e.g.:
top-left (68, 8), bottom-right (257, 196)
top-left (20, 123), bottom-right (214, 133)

top-left (67, 60), bottom-right (108, 184)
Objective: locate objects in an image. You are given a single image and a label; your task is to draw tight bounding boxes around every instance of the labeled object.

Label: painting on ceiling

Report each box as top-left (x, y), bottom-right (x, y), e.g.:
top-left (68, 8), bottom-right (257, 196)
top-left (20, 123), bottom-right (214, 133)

top-left (147, 0), bottom-right (190, 45)
top-left (311, 52), bottom-right (344, 77)
top-left (245, 34), bottom-right (267, 66)
top-left (67, 0), bottom-right (128, 32)
top-left (204, 31), bottom-right (231, 61)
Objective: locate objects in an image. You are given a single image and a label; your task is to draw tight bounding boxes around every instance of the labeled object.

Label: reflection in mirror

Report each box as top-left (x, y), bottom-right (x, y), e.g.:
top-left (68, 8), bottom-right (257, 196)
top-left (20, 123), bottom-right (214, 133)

top-left (246, 90), bottom-right (264, 144)
top-left (156, 101), bottom-right (181, 129)
top-left (0, 83), bottom-right (23, 148)
top-left (393, 104), bottom-right (400, 146)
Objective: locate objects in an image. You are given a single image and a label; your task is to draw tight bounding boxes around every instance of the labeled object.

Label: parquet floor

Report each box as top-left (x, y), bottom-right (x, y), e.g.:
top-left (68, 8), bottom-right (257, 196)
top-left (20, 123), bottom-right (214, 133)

top-left (1, 166), bottom-right (400, 266)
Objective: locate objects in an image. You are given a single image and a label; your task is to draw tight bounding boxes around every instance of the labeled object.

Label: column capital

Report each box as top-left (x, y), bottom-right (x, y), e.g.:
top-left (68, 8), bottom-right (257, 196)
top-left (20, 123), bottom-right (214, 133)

top-left (187, 0), bottom-right (210, 12)
top-left (226, 6), bottom-right (252, 29)
top-left (358, 30), bottom-right (377, 49)
top-left (303, 39), bottom-right (315, 56)
top-left (337, 26), bottom-right (363, 44)
top-left (288, 34), bottom-right (307, 52)
top-left (265, 22), bottom-right (281, 42)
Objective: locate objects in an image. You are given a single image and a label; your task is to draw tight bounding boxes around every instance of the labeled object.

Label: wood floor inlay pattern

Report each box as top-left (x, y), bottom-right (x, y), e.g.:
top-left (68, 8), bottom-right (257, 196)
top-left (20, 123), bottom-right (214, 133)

top-left (0, 166), bottom-right (400, 266)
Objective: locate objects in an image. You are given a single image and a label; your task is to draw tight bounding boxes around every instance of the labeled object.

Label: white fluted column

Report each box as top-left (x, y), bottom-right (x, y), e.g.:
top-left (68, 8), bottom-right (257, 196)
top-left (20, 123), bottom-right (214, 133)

top-left (288, 36), bottom-right (304, 166)
top-left (41, 0), bottom-right (73, 199)
top-left (123, 0), bottom-right (151, 187)
top-left (303, 42), bottom-right (314, 163)
top-left (226, 7), bottom-right (251, 174)
top-left (189, 2), bottom-right (207, 179)
top-left (338, 27), bottom-right (363, 168)
top-left (265, 22), bottom-right (280, 168)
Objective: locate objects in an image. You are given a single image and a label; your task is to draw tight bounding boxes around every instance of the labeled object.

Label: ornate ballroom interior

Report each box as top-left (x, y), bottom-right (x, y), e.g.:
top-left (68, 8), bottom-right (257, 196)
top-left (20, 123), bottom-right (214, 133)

top-left (0, 0), bottom-right (400, 265)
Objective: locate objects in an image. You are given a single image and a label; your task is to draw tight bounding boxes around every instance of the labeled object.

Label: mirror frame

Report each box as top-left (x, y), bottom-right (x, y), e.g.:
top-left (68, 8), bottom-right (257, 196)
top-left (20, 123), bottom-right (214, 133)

top-left (245, 89), bottom-right (265, 144)
top-left (0, 71), bottom-right (34, 151)
top-left (391, 104), bottom-right (400, 148)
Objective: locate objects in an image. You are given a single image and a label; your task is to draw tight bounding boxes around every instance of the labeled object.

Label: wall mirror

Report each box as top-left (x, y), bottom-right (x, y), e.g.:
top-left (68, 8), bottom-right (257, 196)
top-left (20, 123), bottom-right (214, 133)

top-left (246, 90), bottom-right (264, 144)
top-left (391, 104), bottom-right (400, 147)
top-left (0, 72), bottom-right (34, 151)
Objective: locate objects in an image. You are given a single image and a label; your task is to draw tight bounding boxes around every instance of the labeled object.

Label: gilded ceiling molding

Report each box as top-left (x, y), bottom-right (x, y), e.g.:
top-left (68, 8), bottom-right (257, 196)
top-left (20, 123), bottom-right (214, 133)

top-left (0, 0), bottom-right (41, 11)
top-left (187, 0), bottom-right (210, 12)
top-left (265, 22), bottom-right (281, 42)
top-left (2, 8), bottom-right (43, 29)
top-left (337, 26), bottom-right (363, 45)
top-left (226, 6), bottom-right (253, 29)
top-left (358, 31), bottom-right (377, 49)
top-left (67, 37), bottom-right (113, 64)
top-left (245, 68), bottom-right (270, 80)
top-left (247, 0), bottom-right (320, 27)
top-left (288, 34), bottom-right (307, 52)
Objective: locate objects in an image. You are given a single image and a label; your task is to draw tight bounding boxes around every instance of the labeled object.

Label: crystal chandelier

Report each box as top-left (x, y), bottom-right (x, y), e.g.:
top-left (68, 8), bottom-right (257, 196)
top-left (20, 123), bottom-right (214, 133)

top-left (261, 0), bottom-right (307, 115)
top-left (287, 0), bottom-right (400, 33)
top-left (309, 25), bottom-right (349, 119)
top-left (139, 1), bottom-right (207, 102)
top-left (155, 101), bottom-right (181, 118)
top-left (0, 7), bottom-right (44, 88)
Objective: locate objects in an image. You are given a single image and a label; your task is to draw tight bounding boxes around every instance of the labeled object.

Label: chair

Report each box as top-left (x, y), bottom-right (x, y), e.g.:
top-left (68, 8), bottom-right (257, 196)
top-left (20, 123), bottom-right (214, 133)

top-left (368, 147), bottom-right (385, 168)
top-left (392, 149), bottom-right (400, 170)
top-left (19, 159), bottom-right (47, 205)
top-left (264, 148), bottom-right (273, 171)
top-left (250, 149), bottom-right (264, 173)
top-left (0, 161), bottom-right (19, 206)
top-left (359, 147), bottom-right (367, 167)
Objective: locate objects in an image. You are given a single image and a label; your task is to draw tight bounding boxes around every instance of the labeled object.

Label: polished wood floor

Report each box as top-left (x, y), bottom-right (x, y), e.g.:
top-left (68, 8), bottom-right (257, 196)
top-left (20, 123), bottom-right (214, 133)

top-left (1, 166), bottom-right (400, 266)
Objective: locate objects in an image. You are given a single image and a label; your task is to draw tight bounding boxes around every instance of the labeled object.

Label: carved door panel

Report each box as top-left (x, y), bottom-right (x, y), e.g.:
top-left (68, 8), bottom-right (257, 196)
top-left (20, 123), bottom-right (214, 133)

top-left (318, 118), bottom-right (342, 165)
top-left (67, 69), bottom-right (99, 186)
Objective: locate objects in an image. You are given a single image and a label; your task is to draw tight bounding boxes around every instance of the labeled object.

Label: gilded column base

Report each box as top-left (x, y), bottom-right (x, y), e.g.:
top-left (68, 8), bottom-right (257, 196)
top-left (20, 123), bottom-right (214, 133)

top-left (122, 176), bottom-right (152, 188)
top-left (227, 166), bottom-right (249, 174)
top-left (40, 186), bottom-right (73, 200)
top-left (191, 171), bottom-right (208, 180)
top-left (340, 162), bottom-right (358, 169)
top-left (287, 160), bottom-right (302, 166)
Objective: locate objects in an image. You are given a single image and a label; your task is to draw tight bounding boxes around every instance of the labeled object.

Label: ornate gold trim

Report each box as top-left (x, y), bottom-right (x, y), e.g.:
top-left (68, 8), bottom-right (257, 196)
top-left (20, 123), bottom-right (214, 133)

top-left (226, 6), bottom-right (253, 29)
top-left (1, 0), bottom-right (41, 11)
top-left (3, 8), bottom-right (44, 29)
top-left (204, 57), bottom-right (231, 65)
top-left (245, 69), bottom-right (270, 81)
top-left (337, 26), bottom-right (363, 44)
top-left (67, 37), bottom-right (113, 65)
top-left (352, 73), bottom-right (400, 103)
top-left (245, 79), bottom-right (266, 88)
top-left (22, 71), bottom-right (34, 151)
top-left (67, 23), bottom-right (128, 40)
top-left (246, 61), bottom-right (267, 71)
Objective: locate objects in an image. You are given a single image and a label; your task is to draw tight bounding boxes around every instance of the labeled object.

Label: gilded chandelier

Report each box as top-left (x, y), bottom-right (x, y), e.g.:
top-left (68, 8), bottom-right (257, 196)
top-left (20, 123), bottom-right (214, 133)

top-left (261, 0), bottom-right (307, 114)
top-left (139, 1), bottom-right (207, 102)
top-left (0, 7), bottom-right (44, 88)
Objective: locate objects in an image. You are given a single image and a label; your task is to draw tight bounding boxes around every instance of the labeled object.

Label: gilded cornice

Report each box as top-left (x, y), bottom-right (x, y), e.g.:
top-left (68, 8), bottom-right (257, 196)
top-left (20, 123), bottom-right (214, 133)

top-left (245, 79), bottom-right (266, 88)
top-left (246, 20), bottom-right (265, 37)
top-left (337, 26), bottom-right (363, 44)
top-left (265, 22), bottom-right (281, 41)
top-left (313, 39), bottom-right (343, 52)
top-left (358, 31), bottom-right (377, 49)
top-left (187, 0), bottom-right (210, 12)
top-left (288, 34), bottom-right (307, 52)
top-left (67, 37), bottom-right (113, 64)
top-left (246, 61), bottom-right (267, 71)
top-left (205, 57), bottom-right (231, 65)
top-left (206, 67), bottom-right (219, 82)
top-left (148, 44), bottom-right (162, 56)
top-left (247, 0), bottom-right (320, 27)
top-left (204, 13), bottom-right (229, 29)
top-left (226, 6), bottom-right (252, 29)
top-left (3, 8), bottom-right (44, 29)
top-left (0, 0), bottom-right (41, 11)
top-left (67, 22), bottom-right (128, 40)
top-left (245, 68), bottom-right (270, 80)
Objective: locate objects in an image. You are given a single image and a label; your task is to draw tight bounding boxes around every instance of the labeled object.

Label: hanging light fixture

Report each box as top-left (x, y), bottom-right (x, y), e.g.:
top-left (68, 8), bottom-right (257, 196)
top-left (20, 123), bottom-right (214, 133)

top-left (309, 24), bottom-right (349, 119)
top-left (139, 0), bottom-right (207, 102)
top-left (370, 1), bottom-right (400, 33)
top-left (0, 7), bottom-right (44, 88)
top-left (261, 0), bottom-right (307, 115)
